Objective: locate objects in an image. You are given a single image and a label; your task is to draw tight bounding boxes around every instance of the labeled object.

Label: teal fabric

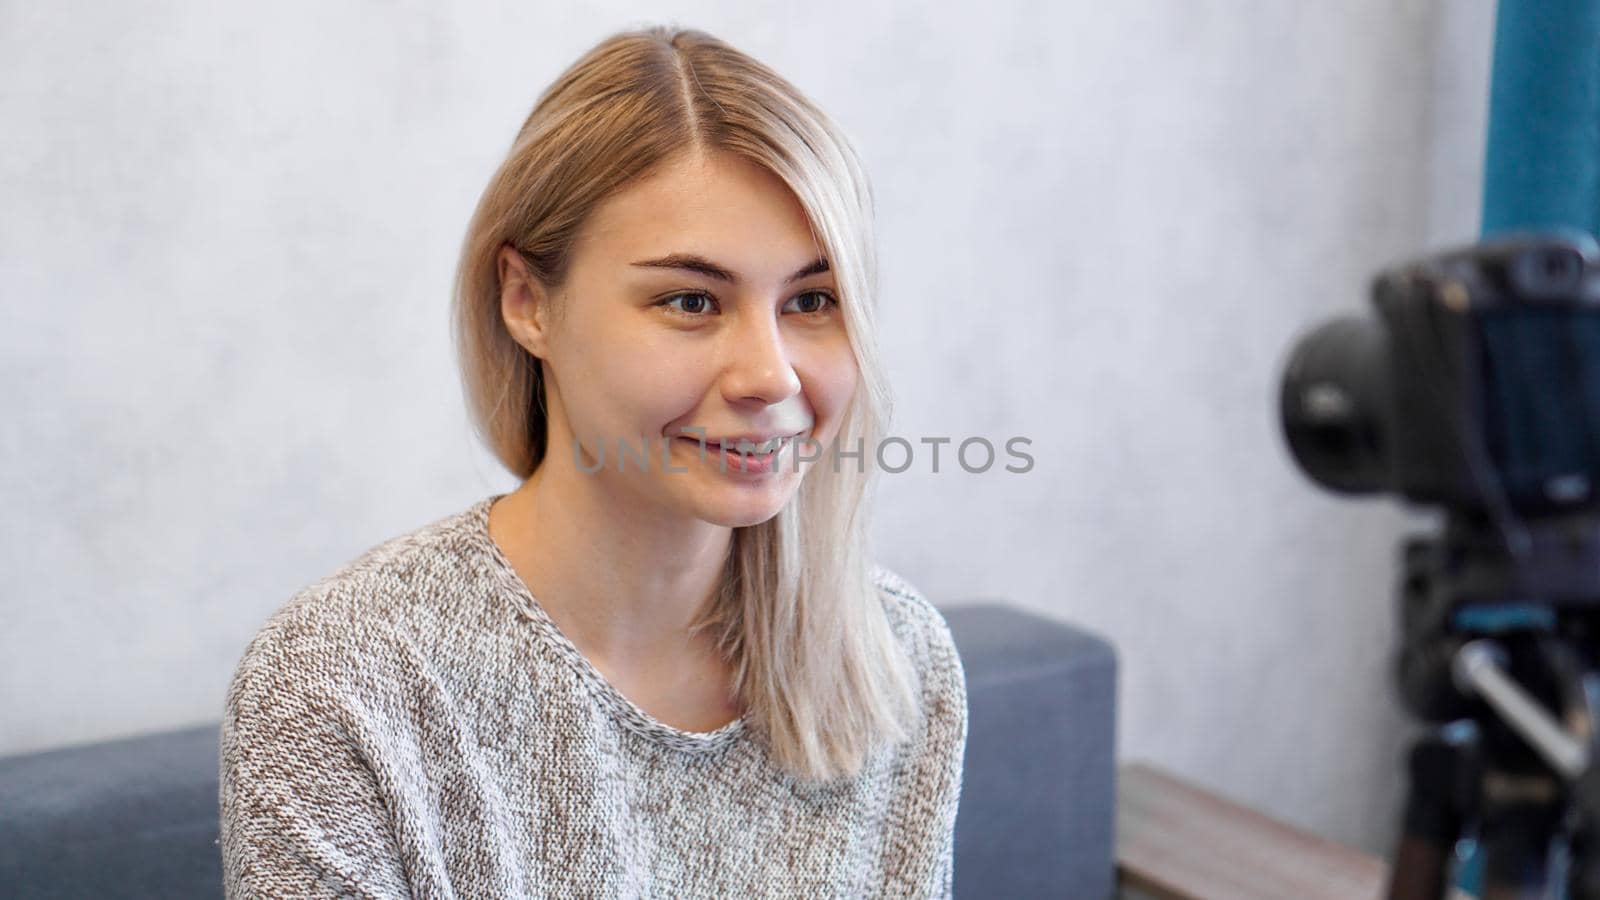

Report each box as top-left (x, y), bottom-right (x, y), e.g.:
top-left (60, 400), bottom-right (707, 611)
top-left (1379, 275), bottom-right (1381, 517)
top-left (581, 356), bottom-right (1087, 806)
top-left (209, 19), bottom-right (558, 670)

top-left (1481, 0), bottom-right (1600, 239)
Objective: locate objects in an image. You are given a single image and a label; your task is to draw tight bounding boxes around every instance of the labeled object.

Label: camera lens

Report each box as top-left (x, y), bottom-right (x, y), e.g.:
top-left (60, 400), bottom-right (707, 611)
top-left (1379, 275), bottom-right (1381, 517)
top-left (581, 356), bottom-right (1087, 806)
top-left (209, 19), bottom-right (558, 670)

top-left (1279, 317), bottom-right (1392, 494)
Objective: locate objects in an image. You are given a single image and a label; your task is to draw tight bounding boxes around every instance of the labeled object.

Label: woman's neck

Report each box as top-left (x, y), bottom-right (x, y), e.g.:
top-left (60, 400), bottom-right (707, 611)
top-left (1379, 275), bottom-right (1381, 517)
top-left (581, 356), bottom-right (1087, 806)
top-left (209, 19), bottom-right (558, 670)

top-left (487, 457), bottom-right (733, 669)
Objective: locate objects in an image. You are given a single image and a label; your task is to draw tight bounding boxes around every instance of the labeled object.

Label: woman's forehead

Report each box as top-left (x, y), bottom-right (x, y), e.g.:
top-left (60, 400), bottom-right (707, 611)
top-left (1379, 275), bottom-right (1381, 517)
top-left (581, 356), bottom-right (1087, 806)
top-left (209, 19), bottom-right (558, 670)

top-left (576, 175), bottom-right (826, 281)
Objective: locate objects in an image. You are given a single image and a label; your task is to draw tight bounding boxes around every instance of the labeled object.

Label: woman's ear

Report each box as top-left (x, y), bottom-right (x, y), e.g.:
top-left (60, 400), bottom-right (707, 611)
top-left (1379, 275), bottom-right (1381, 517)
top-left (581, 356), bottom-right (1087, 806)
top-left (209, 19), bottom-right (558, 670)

top-left (498, 244), bottom-right (554, 358)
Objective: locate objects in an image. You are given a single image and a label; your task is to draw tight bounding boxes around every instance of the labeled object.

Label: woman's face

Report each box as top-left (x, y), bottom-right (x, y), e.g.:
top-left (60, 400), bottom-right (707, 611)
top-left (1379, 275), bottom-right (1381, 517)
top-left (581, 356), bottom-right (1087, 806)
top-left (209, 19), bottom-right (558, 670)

top-left (502, 149), bottom-right (859, 528)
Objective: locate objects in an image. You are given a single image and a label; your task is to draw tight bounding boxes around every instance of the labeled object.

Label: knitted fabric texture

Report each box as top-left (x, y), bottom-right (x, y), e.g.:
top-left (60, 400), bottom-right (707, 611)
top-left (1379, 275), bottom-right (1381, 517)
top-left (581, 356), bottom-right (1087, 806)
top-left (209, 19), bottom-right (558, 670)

top-left (218, 494), bottom-right (968, 898)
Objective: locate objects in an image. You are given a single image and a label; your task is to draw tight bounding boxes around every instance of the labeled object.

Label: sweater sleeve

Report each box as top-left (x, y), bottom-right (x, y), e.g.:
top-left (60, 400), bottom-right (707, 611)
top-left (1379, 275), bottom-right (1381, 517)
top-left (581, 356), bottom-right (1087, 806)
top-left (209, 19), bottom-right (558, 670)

top-left (925, 609), bottom-right (966, 900)
top-left (218, 621), bottom-right (412, 900)
top-left (933, 829), bottom-right (955, 899)
top-left (872, 565), bottom-right (969, 899)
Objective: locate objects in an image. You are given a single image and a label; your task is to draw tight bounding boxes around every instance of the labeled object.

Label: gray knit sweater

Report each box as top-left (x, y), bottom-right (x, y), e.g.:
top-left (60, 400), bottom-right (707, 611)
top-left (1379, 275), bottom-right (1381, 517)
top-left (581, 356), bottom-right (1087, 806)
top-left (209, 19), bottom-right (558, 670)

top-left (218, 494), bottom-right (968, 899)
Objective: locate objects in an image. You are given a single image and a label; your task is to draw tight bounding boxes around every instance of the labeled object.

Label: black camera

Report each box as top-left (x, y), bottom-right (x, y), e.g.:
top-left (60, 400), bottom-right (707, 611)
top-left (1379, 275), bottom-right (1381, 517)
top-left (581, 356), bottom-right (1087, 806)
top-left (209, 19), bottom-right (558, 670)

top-left (1279, 231), bottom-right (1600, 516)
top-left (1278, 232), bottom-right (1600, 898)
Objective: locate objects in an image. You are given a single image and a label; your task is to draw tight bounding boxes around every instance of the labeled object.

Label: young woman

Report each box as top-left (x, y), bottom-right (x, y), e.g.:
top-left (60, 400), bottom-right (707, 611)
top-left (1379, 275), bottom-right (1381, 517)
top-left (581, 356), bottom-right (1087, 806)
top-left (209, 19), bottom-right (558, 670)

top-left (220, 25), bottom-right (967, 899)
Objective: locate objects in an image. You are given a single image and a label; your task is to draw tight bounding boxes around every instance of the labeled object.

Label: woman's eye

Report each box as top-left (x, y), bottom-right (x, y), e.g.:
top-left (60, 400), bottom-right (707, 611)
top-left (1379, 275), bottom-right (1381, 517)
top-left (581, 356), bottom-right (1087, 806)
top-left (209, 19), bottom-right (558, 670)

top-left (658, 292), bottom-right (718, 316)
top-left (784, 291), bottom-right (838, 315)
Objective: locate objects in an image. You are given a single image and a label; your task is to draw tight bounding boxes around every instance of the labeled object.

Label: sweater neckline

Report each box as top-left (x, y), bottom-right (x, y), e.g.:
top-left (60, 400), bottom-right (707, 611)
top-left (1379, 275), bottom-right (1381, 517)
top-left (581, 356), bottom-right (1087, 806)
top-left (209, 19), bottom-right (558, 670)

top-left (470, 493), bottom-right (749, 755)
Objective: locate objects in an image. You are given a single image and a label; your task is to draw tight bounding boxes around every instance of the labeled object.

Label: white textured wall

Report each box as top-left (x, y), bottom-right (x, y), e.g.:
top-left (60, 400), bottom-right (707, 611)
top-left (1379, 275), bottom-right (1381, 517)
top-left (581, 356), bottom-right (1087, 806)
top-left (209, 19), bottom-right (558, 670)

top-left (1, 0), bottom-right (1495, 856)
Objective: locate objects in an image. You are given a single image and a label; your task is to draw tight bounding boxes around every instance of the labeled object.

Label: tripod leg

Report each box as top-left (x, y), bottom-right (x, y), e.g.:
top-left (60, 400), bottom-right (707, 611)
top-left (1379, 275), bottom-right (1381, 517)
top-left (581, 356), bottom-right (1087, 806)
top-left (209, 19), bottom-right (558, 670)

top-left (1479, 791), bottom-right (1565, 900)
top-left (1390, 729), bottom-right (1479, 900)
top-left (1391, 835), bottom-right (1455, 900)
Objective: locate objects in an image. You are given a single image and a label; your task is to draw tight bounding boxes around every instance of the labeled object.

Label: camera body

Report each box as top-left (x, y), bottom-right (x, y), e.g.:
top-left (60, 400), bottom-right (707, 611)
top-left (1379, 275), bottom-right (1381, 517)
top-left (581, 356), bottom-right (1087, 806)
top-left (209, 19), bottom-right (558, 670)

top-left (1280, 231), bottom-right (1600, 516)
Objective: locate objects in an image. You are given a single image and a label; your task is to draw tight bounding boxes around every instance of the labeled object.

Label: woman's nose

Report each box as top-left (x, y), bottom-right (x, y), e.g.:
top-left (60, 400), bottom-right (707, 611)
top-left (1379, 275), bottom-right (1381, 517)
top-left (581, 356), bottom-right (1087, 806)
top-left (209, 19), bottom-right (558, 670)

top-left (721, 313), bottom-right (802, 405)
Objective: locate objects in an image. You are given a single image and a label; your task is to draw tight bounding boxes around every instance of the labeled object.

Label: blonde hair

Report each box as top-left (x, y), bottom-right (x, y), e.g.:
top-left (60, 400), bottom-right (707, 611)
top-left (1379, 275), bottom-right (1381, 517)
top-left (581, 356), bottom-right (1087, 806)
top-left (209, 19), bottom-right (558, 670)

top-left (451, 25), bottom-right (918, 783)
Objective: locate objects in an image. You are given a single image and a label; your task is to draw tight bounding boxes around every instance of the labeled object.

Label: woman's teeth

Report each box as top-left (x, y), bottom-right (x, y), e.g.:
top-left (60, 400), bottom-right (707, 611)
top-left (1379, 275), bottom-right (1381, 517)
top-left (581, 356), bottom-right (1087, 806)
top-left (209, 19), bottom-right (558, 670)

top-left (715, 436), bottom-right (787, 454)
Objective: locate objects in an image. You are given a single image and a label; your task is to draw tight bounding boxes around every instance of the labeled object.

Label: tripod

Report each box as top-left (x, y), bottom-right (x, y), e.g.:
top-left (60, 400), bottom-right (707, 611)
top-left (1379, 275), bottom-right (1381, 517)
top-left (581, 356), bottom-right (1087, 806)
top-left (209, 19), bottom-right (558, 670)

top-left (1387, 512), bottom-right (1600, 900)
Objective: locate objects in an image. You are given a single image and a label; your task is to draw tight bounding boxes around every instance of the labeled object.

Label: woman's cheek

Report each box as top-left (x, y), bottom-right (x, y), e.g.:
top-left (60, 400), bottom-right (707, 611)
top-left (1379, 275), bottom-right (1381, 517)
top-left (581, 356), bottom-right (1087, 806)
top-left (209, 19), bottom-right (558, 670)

top-left (620, 347), bottom-right (715, 431)
top-left (807, 352), bottom-right (860, 438)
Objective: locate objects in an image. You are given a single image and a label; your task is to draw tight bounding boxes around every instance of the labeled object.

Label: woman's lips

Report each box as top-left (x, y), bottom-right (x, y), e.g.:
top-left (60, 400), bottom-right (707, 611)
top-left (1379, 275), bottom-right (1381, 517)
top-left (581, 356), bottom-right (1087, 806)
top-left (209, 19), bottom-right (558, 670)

top-left (674, 435), bottom-right (792, 472)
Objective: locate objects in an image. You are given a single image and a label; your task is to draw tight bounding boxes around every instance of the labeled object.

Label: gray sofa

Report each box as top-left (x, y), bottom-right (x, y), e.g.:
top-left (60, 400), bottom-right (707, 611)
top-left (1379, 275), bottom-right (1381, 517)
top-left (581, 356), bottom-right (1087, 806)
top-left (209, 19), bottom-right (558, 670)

top-left (0, 602), bottom-right (1117, 898)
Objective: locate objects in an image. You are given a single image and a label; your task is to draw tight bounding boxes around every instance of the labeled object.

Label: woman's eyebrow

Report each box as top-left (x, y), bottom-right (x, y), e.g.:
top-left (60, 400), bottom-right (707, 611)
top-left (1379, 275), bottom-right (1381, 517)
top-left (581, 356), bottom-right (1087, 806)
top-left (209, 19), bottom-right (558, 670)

top-left (630, 253), bottom-right (830, 285)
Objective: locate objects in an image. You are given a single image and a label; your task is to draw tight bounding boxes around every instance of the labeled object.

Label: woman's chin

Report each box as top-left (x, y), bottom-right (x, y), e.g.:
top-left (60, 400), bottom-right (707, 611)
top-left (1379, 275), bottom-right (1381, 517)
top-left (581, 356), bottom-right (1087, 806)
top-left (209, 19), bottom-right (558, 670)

top-left (686, 480), bottom-right (797, 528)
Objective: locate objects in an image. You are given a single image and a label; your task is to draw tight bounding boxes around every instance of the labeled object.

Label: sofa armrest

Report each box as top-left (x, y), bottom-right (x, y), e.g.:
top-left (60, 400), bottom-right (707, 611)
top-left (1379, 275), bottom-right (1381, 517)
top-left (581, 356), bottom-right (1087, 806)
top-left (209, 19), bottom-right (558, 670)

top-left (0, 722), bottom-right (223, 899)
top-left (942, 601), bottom-right (1119, 900)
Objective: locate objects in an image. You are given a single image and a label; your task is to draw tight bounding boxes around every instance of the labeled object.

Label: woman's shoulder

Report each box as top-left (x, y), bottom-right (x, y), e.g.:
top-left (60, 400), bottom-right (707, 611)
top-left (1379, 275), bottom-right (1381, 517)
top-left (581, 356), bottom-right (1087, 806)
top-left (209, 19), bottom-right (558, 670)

top-left (870, 564), bottom-right (968, 773)
top-left (870, 562), bottom-right (951, 635)
top-left (229, 500), bottom-right (489, 691)
top-left (870, 563), bottom-right (963, 682)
